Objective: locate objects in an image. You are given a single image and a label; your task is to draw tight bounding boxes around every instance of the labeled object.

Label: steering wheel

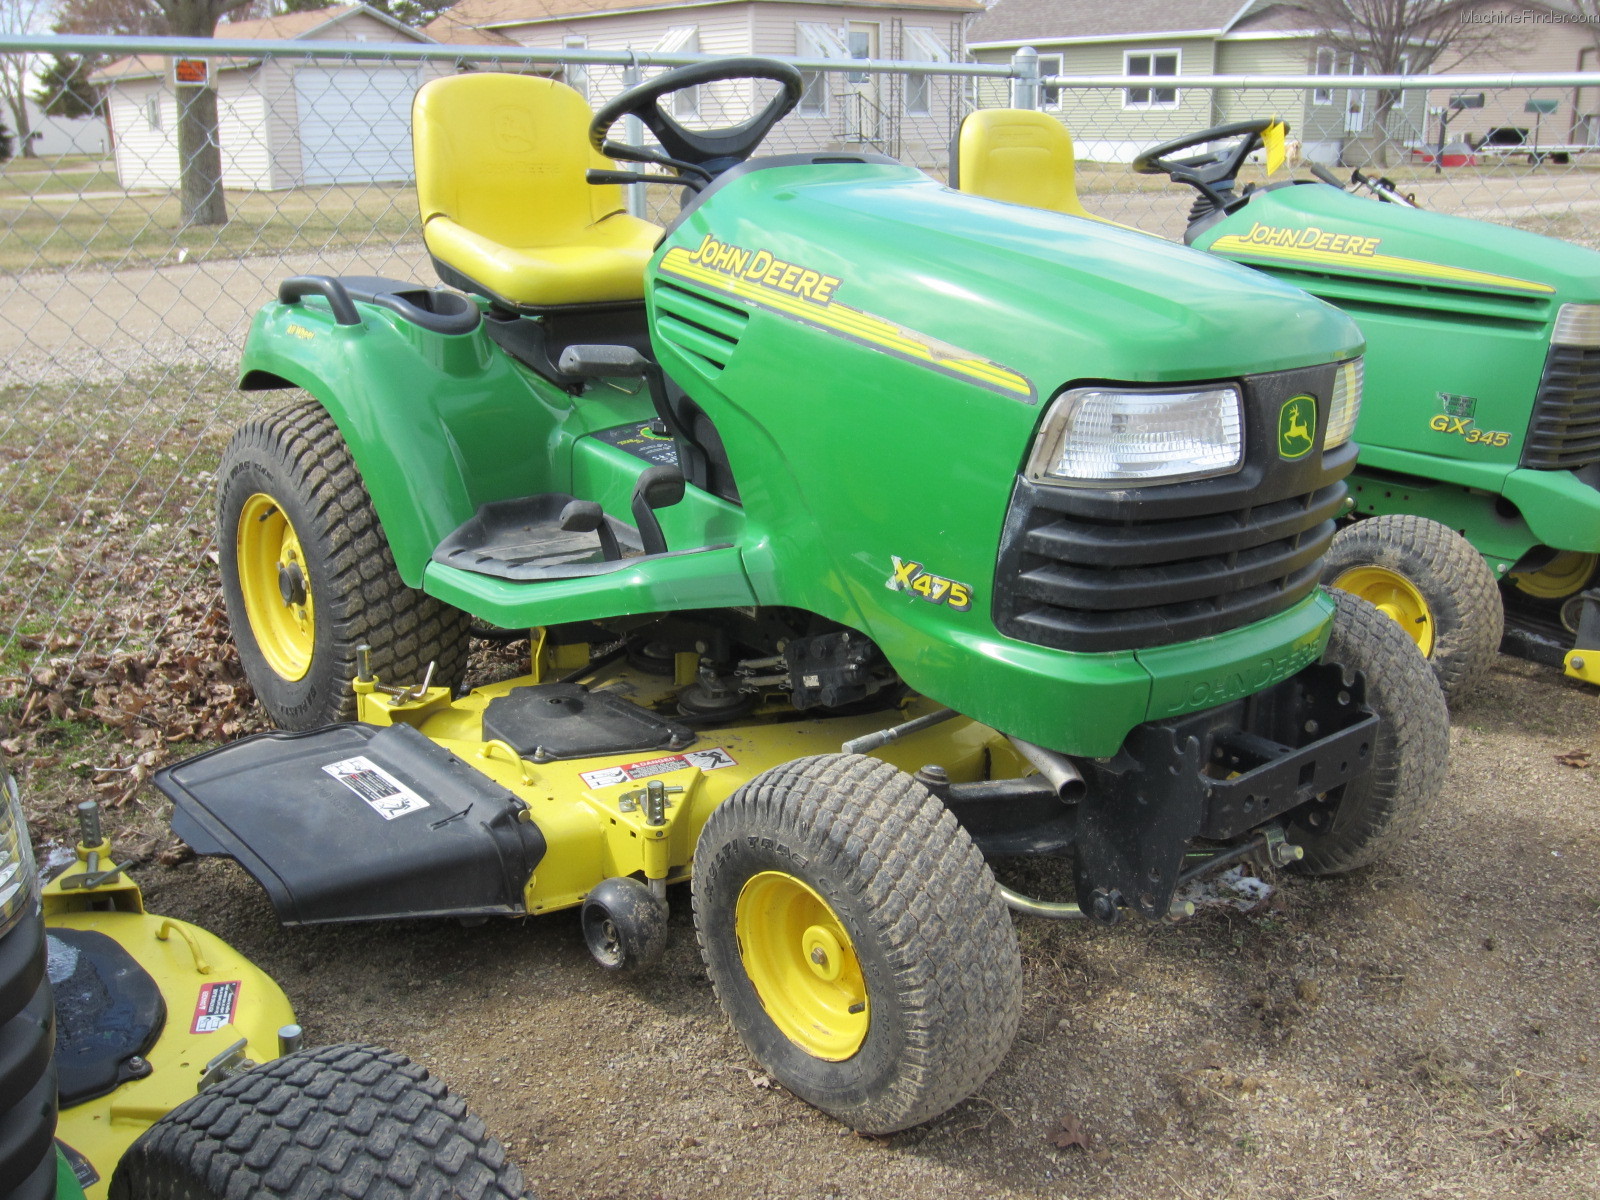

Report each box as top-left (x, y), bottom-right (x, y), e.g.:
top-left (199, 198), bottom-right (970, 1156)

top-left (589, 58), bottom-right (805, 182)
top-left (1131, 118), bottom-right (1278, 206)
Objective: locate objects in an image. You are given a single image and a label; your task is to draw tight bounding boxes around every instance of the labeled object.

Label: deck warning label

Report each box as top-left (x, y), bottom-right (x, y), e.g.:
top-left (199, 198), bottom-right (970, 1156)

top-left (322, 755), bottom-right (430, 820)
top-left (192, 980), bottom-right (241, 1034)
top-left (581, 747), bottom-right (737, 789)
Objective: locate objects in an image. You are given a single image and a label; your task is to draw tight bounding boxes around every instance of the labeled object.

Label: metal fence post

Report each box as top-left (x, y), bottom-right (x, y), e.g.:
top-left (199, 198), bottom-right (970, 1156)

top-left (1011, 46), bottom-right (1040, 110)
top-left (622, 59), bottom-right (645, 219)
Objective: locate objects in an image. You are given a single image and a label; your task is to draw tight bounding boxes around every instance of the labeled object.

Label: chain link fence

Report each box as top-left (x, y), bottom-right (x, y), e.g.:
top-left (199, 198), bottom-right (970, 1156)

top-left (2, 35), bottom-right (1599, 693)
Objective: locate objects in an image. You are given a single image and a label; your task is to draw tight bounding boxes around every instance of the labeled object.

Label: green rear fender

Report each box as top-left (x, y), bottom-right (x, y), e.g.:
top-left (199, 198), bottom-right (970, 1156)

top-left (238, 299), bottom-right (563, 587)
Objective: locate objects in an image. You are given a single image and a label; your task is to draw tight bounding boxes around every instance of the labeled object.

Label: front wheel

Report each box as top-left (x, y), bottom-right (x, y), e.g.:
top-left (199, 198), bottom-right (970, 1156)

top-left (692, 754), bottom-right (1021, 1134)
top-left (1286, 590), bottom-right (1450, 875)
top-left (218, 401), bottom-right (470, 729)
top-left (108, 1043), bottom-right (528, 1200)
top-left (1323, 514), bottom-right (1503, 705)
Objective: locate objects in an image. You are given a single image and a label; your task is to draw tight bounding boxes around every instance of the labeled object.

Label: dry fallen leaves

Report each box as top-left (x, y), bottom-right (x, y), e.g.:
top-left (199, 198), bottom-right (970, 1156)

top-left (1554, 748), bottom-right (1592, 769)
top-left (1049, 1111), bottom-right (1092, 1151)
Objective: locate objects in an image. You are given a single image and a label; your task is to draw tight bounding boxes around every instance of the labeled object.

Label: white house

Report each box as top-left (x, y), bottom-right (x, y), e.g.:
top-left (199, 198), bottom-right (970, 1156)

top-left (426, 0), bottom-right (982, 167)
top-left (92, 4), bottom-right (443, 191)
top-left (21, 100), bottom-right (110, 157)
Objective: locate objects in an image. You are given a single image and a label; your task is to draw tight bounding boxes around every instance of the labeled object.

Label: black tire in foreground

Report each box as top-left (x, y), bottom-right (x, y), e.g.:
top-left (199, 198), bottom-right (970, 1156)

top-left (1322, 514), bottom-right (1504, 705)
top-left (108, 1043), bottom-right (528, 1200)
top-left (218, 401), bottom-right (470, 729)
top-left (692, 753), bottom-right (1022, 1134)
top-left (1286, 589), bottom-right (1451, 876)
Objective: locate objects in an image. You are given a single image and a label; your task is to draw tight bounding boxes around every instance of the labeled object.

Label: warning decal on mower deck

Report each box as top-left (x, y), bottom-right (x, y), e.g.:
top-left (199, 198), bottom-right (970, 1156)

top-left (580, 747), bottom-right (738, 790)
top-left (321, 755), bottom-right (430, 820)
top-left (191, 979), bottom-right (241, 1034)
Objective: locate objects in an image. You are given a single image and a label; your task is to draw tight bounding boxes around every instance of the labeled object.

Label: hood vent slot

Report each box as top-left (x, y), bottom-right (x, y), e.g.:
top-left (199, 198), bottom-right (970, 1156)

top-left (653, 281), bottom-right (749, 373)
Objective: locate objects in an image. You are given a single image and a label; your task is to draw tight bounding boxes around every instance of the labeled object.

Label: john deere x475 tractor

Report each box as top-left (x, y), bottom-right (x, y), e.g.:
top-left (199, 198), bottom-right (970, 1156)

top-left (956, 108), bottom-right (1600, 702)
top-left (160, 60), bottom-right (1448, 1134)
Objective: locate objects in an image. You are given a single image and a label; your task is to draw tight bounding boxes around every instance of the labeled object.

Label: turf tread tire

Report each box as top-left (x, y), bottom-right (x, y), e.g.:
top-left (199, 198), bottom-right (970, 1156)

top-left (219, 401), bottom-right (470, 729)
top-left (1322, 514), bottom-right (1503, 705)
top-left (107, 1043), bottom-right (528, 1200)
top-left (692, 753), bottom-right (1022, 1134)
top-left (1290, 590), bottom-right (1451, 876)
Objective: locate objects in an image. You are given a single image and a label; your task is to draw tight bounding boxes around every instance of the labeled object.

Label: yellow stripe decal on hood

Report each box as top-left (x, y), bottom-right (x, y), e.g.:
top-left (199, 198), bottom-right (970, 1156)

top-left (658, 241), bottom-right (1037, 402)
top-left (1210, 229), bottom-right (1554, 295)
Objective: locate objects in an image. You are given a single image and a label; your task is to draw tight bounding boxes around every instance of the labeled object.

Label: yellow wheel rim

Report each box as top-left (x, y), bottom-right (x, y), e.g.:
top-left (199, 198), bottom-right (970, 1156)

top-left (735, 871), bottom-right (869, 1061)
top-left (1510, 551), bottom-right (1598, 600)
top-left (1332, 566), bottom-right (1436, 657)
top-left (236, 493), bottom-right (315, 682)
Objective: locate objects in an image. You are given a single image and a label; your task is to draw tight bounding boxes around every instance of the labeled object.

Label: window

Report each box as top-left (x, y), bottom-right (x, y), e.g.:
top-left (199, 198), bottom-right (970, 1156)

top-left (1124, 49), bottom-right (1178, 108)
top-left (797, 23), bottom-right (849, 116)
top-left (564, 34), bottom-right (588, 102)
top-left (1313, 46), bottom-right (1335, 104)
top-left (655, 25), bottom-right (700, 118)
top-left (904, 27), bottom-right (950, 115)
top-left (145, 95), bottom-right (161, 130)
top-left (1038, 53), bottom-right (1062, 110)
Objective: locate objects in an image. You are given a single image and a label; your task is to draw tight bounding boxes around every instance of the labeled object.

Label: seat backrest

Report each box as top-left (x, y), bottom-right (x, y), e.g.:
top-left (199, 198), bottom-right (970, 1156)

top-left (954, 109), bottom-right (1088, 218)
top-left (414, 72), bottom-right (630, 248)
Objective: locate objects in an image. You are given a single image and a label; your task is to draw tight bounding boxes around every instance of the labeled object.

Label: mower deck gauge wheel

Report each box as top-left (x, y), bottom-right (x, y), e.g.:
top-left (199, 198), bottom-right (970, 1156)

top-left (693, 754), bottom-right (1021, 1133)
top-left (581, 876), bottom-right (669, 971)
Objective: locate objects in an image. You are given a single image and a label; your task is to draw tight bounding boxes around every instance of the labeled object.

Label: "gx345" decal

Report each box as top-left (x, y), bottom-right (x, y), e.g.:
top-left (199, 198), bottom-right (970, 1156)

top-left (887, 556), bottom-right (974, 611)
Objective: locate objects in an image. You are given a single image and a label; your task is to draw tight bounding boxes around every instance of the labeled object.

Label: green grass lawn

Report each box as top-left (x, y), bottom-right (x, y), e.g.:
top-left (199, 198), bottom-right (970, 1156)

top-left (0, 180), bottom-right (423, 272)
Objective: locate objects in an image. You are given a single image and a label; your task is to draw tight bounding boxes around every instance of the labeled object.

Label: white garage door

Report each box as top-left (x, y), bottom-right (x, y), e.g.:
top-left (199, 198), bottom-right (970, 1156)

top-left (294, 66), bottom-right (418, 185)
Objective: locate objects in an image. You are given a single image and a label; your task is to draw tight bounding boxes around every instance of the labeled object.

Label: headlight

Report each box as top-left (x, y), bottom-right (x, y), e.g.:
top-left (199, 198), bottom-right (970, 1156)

top-left (0, 772), bottom-right (39, 937)
top-left (1025, 385), bottom-right (1244, 486)
top-left (1553, 303), bottom-right (1600, 348)
top-left (1324, 357), bottom-right (1364, 449)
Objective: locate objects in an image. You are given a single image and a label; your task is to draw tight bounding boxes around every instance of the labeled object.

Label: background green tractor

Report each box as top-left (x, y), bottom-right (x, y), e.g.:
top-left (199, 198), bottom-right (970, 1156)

top-left (0, 774), bottom-right (526, 1200)
top-left (170, 60), bottom-right (1448, 1135)
top-left (956, 109), bottom-right (1600, 704)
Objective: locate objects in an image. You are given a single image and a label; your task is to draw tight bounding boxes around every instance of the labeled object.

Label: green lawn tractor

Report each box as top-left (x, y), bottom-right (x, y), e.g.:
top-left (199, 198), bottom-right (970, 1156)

top-left (0, 774), bottom-right (526, 1200)
top-left (160, 60), bottom-right (1448, 1135)
top-left (956, 109), bottom-right (1600, 703)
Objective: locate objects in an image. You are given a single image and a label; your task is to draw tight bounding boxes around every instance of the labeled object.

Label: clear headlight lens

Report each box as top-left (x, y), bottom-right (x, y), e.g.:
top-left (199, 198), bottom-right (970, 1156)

top-left (1553, 303), bottom-right (1600, 348)
top-left (1324, 357), bottom-right (1364, 449)
top-left (1026, 385), bottom-right (1244, 486)
top-left (0, 772), bottom-right (39, 937)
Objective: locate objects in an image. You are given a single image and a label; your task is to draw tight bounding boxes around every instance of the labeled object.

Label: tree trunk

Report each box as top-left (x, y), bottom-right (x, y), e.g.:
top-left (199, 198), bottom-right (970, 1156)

top-left (177, 82), bottom-right (227, 226)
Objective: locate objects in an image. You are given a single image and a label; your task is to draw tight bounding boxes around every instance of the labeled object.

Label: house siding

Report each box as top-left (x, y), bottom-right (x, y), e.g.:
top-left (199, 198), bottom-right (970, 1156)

top-left (107, 80), bottom-right (178, 189)
top-left (495, 2), bottom-right (970, 167)
top-left (1432, 1), bottom-right (1595, 149)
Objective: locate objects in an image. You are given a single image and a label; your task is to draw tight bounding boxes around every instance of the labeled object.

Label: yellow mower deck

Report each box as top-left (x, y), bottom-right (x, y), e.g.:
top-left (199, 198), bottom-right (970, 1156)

top-left (352, 655), bottom-right (1019, 916)
top-left (43, 850), bottom-right (295, 1200)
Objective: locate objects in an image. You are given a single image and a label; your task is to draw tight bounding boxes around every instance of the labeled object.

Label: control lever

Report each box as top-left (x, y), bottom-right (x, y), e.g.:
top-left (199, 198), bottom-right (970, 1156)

top-left (630, 465), bottom-right (685, 556)
top-left (557, 345), bottom-right (697, 472)
top-left (559, 499), bottom-right (622, 562)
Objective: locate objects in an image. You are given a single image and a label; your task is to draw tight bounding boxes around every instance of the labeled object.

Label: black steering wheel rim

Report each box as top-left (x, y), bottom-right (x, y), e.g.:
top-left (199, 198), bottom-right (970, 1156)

top-left (588, 57), bottom-right (805, 179)
top-left (1131, 118), bottom-right (1279, 182)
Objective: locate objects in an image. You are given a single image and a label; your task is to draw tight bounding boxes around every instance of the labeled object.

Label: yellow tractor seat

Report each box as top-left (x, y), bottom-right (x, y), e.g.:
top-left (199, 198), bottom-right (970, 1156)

top-left (953, 108), bottom-right (1092, 219)
top-left (413, 72), bottom-right (663, 311)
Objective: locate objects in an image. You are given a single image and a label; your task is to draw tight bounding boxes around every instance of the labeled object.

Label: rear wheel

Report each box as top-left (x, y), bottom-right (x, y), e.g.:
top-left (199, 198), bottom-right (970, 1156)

top-left (692, 754), bottom-right (1021, 1133)
top-left (1323, 514), bottom-right (1502, 704)
top-left (108, 1043), bottom-right (528, 1200)
top-left (218, 401), bottom-right (470, 729)
top-left (1287, 590), bottom-right (1450, 875)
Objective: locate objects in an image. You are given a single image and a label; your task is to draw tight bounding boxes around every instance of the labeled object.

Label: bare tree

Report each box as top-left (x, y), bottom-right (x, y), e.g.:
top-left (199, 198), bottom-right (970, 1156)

top-left (56, 0), bottom-right (251, 225)
top-left (0, 0), bottom-right (53, 158)
top-left (1285, 0), bottom-right (1523, 160)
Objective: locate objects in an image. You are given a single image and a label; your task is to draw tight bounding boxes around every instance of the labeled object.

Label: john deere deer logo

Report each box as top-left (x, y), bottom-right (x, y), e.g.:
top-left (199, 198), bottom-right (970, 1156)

top-left (1278, 395), bottom-right (1317, 460)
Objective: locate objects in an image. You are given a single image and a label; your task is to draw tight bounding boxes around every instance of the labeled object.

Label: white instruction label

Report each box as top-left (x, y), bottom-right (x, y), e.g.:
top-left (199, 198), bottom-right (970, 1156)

top-left (580, 747), bottom-right (738, 789)
top-left (322, 755), bottom-right (431, 820)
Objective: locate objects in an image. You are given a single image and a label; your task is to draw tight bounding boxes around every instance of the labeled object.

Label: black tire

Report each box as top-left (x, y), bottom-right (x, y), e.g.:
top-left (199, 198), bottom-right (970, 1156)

top-left (218, 401), bottom-right (470, 729)
top-left (108, 1043), bottom-right (528, 1200)
top-left (1287, 590), bottom-right (1450, 875)
top-left (692, 753), bottom-right (1021, 1134)
top-left (1322, 514), bottom-right (1503, 705)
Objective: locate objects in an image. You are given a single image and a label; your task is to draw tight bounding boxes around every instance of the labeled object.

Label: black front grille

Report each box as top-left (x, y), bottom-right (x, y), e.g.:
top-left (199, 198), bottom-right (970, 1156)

top-left (1523, 344), bottom-right (1600, 470)
top-left (993, 365), bottom-right (1355, 654)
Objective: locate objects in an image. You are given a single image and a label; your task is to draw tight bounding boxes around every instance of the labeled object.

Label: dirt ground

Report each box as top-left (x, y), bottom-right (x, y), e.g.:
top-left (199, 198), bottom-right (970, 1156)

top-left (99, 652), bottom-right (1597, 1200)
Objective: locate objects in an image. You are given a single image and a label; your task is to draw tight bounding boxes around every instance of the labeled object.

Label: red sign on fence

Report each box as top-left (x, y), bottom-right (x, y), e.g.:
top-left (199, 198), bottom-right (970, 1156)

top-left (172, 58), bottom-right (209, 87)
